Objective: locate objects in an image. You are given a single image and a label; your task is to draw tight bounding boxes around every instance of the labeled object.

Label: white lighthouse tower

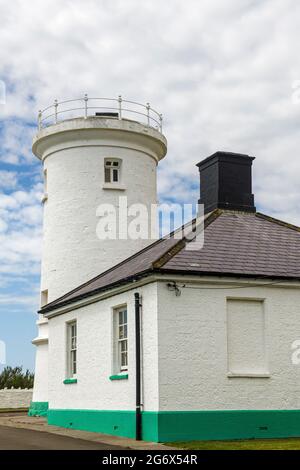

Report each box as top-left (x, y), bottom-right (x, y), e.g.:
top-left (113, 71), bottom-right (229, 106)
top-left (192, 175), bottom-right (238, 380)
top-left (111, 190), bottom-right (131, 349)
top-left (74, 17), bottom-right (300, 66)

top-left (29, 96), bottom-right (167, 415)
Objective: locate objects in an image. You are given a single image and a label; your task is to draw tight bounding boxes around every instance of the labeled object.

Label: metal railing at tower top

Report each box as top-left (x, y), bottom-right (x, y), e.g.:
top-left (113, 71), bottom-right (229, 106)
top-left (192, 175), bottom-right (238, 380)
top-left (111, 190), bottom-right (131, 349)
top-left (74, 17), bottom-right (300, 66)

top-left (37, 95), bottom-right (163, 133)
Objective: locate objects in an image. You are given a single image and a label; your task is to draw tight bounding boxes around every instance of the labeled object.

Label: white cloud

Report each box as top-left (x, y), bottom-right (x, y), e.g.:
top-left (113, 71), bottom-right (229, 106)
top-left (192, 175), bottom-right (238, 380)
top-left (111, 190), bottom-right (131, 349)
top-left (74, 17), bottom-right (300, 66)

top-left (0, 121), bottom-right (35, 165)
top-left (0, 183), bottom-right (42, 283)
top-left (0, 293), bottom-right (39, 307)
top-left (0, 0), bottom-right (299, 308)
top-left (0, 171), bottom-right (17, 189)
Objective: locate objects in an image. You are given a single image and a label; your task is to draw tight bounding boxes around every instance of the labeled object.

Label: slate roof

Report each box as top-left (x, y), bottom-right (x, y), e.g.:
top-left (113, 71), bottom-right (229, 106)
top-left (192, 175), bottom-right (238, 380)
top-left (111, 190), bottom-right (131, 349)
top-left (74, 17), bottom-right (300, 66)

top-left (41, 210), bottom-right (300, 314)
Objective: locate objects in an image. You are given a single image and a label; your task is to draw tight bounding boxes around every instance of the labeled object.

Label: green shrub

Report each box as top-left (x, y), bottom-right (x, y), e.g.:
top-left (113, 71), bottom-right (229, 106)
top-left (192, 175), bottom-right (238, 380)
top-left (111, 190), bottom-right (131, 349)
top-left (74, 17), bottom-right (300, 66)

top-left (0, 366), bottom-right (34, 389)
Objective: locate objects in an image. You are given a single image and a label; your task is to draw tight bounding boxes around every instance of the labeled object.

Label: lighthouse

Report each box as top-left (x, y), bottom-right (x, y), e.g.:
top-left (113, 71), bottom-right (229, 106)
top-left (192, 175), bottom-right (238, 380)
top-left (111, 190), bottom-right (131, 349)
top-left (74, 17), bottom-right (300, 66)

top-left (29, 96), bottom-right (167, 415)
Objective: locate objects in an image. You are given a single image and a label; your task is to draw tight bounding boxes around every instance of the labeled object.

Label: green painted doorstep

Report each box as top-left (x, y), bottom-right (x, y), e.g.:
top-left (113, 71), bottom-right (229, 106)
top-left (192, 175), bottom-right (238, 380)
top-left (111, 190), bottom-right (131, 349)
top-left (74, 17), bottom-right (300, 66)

top-left (28, 401), bottom-right (49, 417)
top-left (109, 374), bottom-right (128, 381)
top-left (47, 409), bottom-right (300, 442)
top-left (63, 378), bottom-right (78, 384)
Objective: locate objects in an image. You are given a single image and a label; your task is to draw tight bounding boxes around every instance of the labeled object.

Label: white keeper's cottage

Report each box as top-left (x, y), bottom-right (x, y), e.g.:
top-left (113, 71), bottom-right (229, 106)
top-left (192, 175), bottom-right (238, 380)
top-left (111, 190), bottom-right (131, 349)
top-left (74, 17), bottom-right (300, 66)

top-left (29, 96), bottom-right (300, 442)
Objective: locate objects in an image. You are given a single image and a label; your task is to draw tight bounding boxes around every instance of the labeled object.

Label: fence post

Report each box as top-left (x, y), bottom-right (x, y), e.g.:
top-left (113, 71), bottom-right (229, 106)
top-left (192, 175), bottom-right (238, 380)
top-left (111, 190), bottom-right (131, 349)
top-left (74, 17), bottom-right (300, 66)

top-left (38, 110), bottom-right (42, 131)
top-left (118, 95), bottom-right (122, 120)
top-left (146, 103), bottom-right (150, 126)
top-left (84, 94), bottom-right (88, 119)
top-left (54, 100), bottom-right (58, 124)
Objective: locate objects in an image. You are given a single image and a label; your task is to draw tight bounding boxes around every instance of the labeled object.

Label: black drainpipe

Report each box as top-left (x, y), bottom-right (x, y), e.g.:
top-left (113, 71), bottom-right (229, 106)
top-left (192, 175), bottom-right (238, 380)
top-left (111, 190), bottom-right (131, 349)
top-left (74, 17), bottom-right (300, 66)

top-left (134, 292), bottom-right (142, 441)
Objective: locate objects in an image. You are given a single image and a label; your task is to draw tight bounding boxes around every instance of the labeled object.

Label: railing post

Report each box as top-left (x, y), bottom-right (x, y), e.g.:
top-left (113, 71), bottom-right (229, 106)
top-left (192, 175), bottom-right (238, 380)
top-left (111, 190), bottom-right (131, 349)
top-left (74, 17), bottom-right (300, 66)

top-left (38, 110), bottom-right (42, 131)
top-left (54, 100), bottom-right (58, 124)
top-left (159, 114), bottom-right (163, 132)
top-left (146, 103), bottom-right (150, 126)
top-left (118, 95), bottom-right (122, 120)
top-left (84, 94), bottom-right (88, 119)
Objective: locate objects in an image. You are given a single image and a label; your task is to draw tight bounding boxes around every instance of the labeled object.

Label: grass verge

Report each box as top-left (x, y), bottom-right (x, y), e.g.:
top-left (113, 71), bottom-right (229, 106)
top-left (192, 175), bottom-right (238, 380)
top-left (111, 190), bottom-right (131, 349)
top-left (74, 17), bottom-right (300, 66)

top-left (167, 438), bottom-right (300, 450)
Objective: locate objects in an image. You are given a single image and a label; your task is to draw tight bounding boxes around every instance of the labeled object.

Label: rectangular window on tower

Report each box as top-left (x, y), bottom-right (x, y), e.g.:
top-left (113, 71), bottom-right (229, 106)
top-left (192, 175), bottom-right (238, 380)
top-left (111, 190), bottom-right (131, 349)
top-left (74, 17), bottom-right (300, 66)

top-left (104, 159), bottom-right (120, 183)
top-left (67, 321), bottom-right (77, 378)
top-left (113, 306), bottom-right (128, 373)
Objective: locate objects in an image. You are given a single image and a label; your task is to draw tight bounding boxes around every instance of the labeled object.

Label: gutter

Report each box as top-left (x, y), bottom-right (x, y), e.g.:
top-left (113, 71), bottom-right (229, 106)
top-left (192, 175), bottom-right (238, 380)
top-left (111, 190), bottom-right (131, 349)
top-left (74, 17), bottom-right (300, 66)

top-left (41, 271), bottom-right (300, 319)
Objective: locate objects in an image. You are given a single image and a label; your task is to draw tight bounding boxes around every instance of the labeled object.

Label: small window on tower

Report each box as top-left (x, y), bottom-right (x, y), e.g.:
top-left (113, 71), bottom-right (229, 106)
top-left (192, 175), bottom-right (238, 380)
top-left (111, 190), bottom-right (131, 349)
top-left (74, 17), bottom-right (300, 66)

top-left (105, 159), bottom-right (121, 183)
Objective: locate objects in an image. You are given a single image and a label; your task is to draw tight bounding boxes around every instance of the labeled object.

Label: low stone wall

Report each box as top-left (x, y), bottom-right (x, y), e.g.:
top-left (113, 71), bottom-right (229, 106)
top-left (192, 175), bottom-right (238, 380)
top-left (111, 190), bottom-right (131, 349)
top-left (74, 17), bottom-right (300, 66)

top-left (0, 388), bottom-right (33, 409)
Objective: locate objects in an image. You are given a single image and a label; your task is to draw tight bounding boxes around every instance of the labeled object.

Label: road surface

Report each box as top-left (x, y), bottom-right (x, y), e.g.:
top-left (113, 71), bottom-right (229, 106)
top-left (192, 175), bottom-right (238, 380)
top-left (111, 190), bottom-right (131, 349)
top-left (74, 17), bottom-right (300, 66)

top-left (0, 425), bottom-right (127, 450)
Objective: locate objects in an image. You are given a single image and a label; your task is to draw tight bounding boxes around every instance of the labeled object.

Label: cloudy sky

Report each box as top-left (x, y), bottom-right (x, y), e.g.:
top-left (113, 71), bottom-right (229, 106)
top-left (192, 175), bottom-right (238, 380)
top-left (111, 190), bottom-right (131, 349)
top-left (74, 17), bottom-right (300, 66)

top-left (0, 0), bottom-right (300, 371)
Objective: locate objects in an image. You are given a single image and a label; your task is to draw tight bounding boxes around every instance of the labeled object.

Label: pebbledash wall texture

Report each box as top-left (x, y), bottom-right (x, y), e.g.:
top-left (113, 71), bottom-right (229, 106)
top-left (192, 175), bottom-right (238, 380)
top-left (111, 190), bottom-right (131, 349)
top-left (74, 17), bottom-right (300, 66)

top-left (44, 277), bottom-right (300, 442)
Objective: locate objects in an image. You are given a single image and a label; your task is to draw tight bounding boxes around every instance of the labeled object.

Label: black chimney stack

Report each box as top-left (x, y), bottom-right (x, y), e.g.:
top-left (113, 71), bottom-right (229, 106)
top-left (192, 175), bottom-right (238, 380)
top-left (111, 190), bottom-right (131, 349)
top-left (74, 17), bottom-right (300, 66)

top-left (197, 151), bottom-right (256, 214)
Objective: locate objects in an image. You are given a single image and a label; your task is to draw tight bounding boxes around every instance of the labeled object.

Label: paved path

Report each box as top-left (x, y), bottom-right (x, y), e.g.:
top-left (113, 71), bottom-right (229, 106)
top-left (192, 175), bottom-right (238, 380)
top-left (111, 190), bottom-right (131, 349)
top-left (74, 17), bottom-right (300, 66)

top-left (0, 425), bottom-right (127, 450)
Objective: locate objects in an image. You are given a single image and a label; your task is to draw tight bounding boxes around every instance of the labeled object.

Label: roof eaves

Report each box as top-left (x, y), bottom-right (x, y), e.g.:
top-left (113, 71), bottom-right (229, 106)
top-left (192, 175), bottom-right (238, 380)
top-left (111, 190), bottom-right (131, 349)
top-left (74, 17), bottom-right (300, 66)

top-left (39, 269), bottom-right (154, 314)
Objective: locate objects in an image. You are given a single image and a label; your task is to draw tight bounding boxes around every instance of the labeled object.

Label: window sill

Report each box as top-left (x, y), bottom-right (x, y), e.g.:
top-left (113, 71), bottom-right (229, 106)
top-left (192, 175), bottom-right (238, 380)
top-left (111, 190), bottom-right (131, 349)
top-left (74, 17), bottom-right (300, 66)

top-left (63, 378), bottom-right (78, 384)
top-left (102, 183), bottom-right (126, 191)
top-left (109, 374), bottom-right (128, 381)
top-left (227, 372), bottom-right (270, 378)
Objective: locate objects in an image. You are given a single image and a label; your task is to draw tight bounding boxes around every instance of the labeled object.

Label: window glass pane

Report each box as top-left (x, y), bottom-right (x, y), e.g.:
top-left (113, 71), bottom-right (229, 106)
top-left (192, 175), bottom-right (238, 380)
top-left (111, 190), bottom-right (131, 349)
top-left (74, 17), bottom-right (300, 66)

top-left (121, 352), bottom-right (128, 367)
top-left (105, 168), bottom-right (111, 183)
top-left (113, 161), bottom-right (119, 167)
top-left (105, 161), bottom-right (112, 166)
top-left (73, 350), bottom-right (77, 375)
top-left (124, 310), bottom-right (127, 323)
top-left (113, 169), bottom-right (119, 182)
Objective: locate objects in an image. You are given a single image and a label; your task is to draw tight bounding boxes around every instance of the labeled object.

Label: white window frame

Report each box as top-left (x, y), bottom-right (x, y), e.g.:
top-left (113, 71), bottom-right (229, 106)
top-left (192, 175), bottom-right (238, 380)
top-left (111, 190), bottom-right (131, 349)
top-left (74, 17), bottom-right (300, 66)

top-left (105, 159), bottom-right (121, 183)
top-left (67, 321), bottom-right (77, 378)
top-left (114, 307), bottom-right (128, 373)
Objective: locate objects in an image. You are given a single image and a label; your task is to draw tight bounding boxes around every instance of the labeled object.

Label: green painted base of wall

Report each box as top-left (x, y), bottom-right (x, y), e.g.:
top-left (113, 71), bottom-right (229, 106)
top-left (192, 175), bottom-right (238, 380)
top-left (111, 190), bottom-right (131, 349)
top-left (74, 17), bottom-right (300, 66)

top-left (48, 409), bottom-right (136, 439)
top-left (28, 401), bottom-right (49, 417)
top-left (47, 409), bottom-right (300, 442)
top-left (143, 410), bottom-right (300, 442)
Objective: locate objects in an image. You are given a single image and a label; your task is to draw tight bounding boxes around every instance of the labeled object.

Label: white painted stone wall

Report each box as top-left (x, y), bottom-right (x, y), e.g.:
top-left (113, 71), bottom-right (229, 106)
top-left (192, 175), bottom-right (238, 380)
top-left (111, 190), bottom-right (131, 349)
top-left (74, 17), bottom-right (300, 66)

top-left (47, 277), bottom-right (300, 414)
top-left (0, 389), bottom-right (33, 409)
top-left (33, 118), bottom-right (167, 302)
top-left (157, 279), bottom-right (300, 411)
top-left (48, 282), bottom-right (159, 411)
top-left (31, 116), bottom-right (167, 407)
